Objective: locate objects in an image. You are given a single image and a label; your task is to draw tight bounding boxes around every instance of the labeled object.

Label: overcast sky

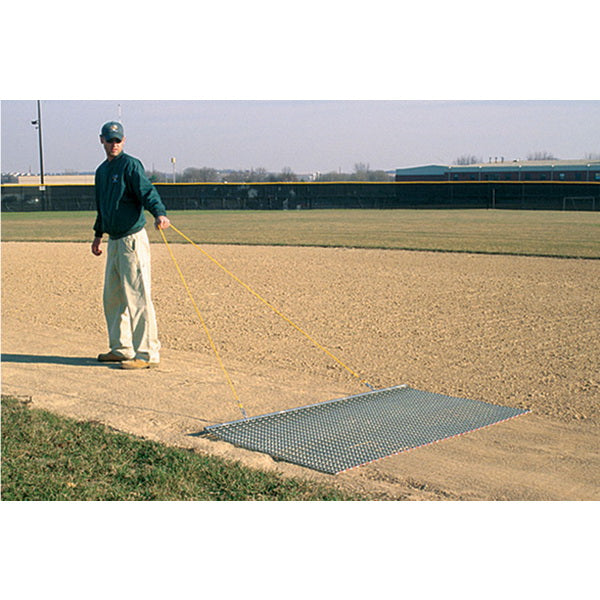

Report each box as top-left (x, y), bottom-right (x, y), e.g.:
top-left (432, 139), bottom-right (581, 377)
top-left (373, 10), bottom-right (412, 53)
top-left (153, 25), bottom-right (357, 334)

top-left (2, 100), bottom-right (599, 175)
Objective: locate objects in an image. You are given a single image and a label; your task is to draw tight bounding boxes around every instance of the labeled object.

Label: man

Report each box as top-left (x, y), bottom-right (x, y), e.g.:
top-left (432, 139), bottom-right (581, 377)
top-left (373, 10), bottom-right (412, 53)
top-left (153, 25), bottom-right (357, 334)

top-left (92, 121), bottom-right (170, 369)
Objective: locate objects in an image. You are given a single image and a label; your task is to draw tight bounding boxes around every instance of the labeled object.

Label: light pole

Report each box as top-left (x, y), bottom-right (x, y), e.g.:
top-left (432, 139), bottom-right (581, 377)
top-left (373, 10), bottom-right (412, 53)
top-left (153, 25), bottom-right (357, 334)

top-left (31, 100), bottom-right (45, 187)
top-left (30, 100), bottom-right (46, 209)
top-left (171, 157), bottom-right (176, 183)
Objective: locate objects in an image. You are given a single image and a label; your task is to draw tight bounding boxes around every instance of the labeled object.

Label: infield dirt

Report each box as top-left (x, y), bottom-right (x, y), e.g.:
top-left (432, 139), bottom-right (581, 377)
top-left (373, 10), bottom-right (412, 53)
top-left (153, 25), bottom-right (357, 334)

top-left (2, 241), bottom-right (599, 500)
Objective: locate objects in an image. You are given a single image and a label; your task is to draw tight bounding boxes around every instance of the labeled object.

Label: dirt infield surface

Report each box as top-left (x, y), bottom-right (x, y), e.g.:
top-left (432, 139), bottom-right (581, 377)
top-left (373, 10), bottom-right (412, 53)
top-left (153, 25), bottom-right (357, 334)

top-left (2, 241), bottom-right (599, 500)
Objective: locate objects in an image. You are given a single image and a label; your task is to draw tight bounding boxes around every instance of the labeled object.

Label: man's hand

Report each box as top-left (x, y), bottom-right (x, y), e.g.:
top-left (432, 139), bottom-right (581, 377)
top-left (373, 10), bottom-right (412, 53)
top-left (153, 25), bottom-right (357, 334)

top-left (155, 215), bottom-right (171, 230)
top-left (91, 236), bottom-right (103, 256)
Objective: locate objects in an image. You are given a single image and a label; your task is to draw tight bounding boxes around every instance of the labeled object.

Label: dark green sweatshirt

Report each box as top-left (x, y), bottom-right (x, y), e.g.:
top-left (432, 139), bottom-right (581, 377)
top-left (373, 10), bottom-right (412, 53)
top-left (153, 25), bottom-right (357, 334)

top-left (93, 152), bottom-right (167, 239)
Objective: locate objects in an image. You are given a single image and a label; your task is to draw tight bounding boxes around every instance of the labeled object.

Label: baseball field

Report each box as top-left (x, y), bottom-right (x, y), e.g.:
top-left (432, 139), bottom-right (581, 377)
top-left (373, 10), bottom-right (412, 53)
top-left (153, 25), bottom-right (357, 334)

top-left (2, 209), bottom-right (599, 500)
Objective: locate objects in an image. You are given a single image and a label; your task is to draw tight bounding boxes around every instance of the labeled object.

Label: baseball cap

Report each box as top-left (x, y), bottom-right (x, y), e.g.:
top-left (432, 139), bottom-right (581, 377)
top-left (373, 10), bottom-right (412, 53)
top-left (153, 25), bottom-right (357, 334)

top-left (101, 121), bottom-right (124, 141)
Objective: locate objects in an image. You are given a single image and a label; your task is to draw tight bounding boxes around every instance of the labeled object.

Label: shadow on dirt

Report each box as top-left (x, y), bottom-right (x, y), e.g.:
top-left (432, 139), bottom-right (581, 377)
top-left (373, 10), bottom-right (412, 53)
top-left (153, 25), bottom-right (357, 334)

top-left (1, 354), bottom-right (111, 367)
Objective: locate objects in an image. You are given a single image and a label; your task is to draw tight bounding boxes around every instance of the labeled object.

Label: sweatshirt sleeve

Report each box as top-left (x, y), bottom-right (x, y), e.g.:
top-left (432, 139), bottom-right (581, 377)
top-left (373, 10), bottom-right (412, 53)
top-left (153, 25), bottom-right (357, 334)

top-left (93, 170), bottom-right (103, 237)
top-left (128, 158), bottom-right (167, 218)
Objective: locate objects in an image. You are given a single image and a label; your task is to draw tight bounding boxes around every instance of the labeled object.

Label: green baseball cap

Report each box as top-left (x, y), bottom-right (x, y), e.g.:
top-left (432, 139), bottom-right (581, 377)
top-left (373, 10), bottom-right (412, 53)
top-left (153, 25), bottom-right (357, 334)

top-left (101, 121), bottom-right (124, 141)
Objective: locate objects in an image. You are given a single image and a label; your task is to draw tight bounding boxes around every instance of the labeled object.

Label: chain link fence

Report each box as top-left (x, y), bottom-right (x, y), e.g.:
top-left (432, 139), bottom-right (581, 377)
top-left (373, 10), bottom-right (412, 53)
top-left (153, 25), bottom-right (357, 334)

top-left (2, 181), bottom-right (599, 212)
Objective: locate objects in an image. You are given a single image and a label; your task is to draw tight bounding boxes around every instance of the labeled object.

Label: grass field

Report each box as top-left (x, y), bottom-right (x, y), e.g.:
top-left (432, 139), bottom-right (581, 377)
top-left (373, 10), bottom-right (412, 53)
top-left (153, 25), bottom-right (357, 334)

top-left (2, 209), bottom-right (599, 257)
top-left (1, 395), bottom-right (360, 501)
top-left (2, 208), bottom-right (598, 501)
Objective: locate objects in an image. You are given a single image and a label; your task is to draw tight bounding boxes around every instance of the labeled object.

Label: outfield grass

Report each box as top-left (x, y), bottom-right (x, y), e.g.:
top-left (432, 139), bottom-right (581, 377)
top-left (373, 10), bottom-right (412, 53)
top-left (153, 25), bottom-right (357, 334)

top-left (1, 395), bottom-right (361, 501)
top-left (1, 209), bottom-right (599, 257)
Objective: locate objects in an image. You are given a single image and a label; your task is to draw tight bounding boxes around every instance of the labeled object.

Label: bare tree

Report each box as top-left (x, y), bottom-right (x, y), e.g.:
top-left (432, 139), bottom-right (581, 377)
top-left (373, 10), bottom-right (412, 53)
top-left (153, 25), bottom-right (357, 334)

top-left (365, 170), bottom-right (393, 182)
top-left (277, 167), bottom-right (298, 182)
top-left (249, 168), bottom-right (269, 182)
top-left (181, 167), bottom-right (219, 182)
top-left (315, 171), bottom-right (349, 182)
top-left (221, 168), bottom-right (270, 182)
top-left (526, 151), bottom-right (558, 160)
top-left (315, 165), bottom-right (392, 182)
top-left (222, 170), bottom-right (248, 182)
top-left (454, 155), bottom-right (481, 165)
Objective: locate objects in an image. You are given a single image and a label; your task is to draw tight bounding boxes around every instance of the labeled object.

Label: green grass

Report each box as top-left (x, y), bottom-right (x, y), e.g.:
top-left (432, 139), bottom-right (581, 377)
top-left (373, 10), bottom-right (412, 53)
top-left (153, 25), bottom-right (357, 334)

top-left (1, 395), bottom-right (361, 501)
top-left (2, 209), bottom-right (599, 257)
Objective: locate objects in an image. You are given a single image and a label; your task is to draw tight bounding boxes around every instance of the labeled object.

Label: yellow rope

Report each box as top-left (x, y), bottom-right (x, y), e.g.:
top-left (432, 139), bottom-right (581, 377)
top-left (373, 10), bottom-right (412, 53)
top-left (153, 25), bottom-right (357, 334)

top-left (159, 228), bottom-right (248, 419)
top-left (168, 224), bottom-right (374, 391)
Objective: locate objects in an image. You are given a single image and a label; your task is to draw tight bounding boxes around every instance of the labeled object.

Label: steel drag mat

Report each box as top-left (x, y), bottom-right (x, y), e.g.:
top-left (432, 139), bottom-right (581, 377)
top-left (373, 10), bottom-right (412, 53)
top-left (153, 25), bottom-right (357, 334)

top-left (204, 385), bottom-right (530, 474)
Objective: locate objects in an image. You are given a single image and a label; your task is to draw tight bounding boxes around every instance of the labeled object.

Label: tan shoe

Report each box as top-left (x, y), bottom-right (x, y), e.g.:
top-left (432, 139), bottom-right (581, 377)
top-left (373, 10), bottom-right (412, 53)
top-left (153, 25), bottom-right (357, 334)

top-left (97, 351), bottom-right (130, 362)
top-left (120, 359), bottom-right (159, 370)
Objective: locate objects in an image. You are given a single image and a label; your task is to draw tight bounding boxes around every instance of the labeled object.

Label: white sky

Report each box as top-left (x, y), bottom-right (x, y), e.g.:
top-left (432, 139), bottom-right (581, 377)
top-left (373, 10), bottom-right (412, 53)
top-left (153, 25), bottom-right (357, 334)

top-left (2, 99), bottom-right (599, 175)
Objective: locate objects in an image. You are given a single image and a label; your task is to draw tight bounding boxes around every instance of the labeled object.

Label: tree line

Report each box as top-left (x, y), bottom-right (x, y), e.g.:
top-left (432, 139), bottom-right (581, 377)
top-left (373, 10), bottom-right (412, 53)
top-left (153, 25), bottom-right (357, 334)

top-left (148, 162), bottom-right (393, 183)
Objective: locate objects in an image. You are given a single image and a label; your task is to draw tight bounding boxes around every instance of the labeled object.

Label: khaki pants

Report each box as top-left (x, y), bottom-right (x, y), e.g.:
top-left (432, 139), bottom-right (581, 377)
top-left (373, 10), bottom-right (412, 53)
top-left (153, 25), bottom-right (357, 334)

top-left (103, 228), bottom-right (160, 363)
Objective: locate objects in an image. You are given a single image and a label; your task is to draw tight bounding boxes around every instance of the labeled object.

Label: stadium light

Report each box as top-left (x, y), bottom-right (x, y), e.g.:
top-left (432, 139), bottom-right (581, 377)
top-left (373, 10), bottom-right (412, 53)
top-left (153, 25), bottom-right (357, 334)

top-left (30, 100), bottom-right (45, 188)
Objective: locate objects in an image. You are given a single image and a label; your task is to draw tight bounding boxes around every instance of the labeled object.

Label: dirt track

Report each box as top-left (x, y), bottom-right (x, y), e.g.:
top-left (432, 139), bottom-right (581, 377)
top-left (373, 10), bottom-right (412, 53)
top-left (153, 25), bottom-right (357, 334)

top-left (2, 241), bottom-right (599, 500)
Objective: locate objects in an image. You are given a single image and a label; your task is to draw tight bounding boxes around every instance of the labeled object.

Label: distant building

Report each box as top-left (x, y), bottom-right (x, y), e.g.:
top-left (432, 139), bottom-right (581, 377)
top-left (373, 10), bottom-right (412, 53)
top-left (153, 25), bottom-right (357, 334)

top-left (16, 174), bottom-right (95, 185)
top-left (396, 159), bottom-right (600, 182)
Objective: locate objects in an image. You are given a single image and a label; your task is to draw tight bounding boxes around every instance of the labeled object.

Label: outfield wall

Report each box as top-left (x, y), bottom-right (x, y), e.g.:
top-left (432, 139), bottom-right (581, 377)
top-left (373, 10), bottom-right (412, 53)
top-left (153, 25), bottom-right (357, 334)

top-left (1, 181), bottom-right (599, 212)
